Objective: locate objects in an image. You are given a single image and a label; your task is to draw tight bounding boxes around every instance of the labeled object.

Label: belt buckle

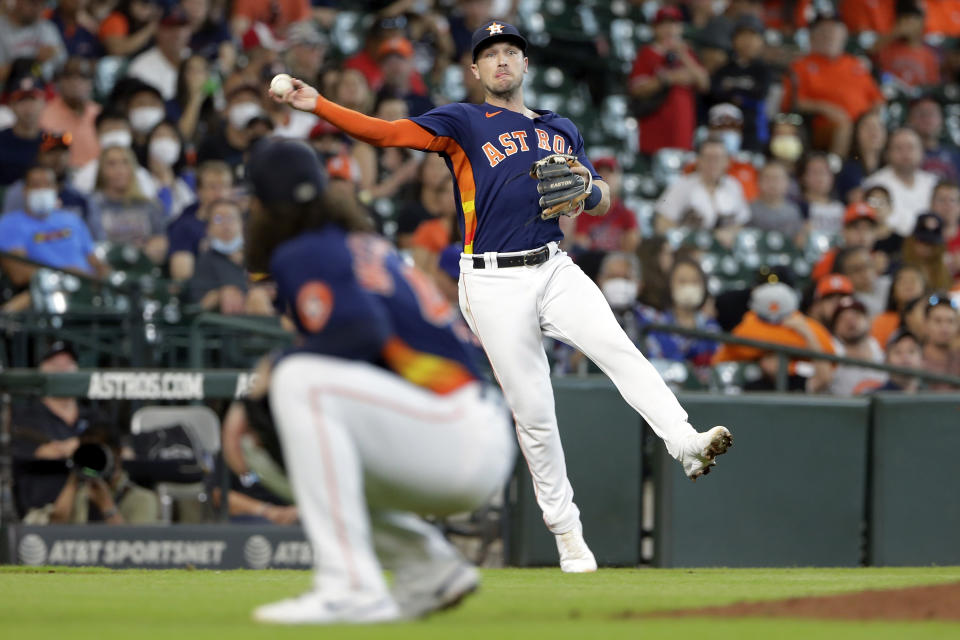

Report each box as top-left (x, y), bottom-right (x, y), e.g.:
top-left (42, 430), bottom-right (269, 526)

top-left (524, 246), bottom-right (546, 266)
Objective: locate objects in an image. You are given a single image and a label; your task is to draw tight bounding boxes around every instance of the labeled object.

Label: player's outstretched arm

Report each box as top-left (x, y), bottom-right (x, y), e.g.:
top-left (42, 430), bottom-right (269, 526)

top-left (274, 77), bottom-right (437, 150)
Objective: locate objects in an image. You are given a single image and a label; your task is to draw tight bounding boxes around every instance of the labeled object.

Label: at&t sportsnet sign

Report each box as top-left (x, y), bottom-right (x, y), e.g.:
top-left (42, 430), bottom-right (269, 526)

top-left (10, 526), bottom-right (311, 570)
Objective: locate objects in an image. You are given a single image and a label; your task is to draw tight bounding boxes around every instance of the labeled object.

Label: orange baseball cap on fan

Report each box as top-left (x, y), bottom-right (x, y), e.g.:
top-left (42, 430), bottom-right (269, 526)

top-left (815, 274), bottom-right (854, 300)
top-left (377, 37), bottom-right (414, 60)
top-left (843, 202), bottom-right (877, 226)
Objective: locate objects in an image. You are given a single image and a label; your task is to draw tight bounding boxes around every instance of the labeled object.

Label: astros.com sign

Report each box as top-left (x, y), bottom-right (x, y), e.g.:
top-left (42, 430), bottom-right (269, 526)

top-left (11, 525), bottom-right (311, 570)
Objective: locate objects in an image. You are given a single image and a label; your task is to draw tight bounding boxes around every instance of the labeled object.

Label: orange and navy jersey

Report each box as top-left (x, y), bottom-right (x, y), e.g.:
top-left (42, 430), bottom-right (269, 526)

top-left (270, 226), bottom-right (481, 394)
top-left (408, 102), bottom-right (601, 254)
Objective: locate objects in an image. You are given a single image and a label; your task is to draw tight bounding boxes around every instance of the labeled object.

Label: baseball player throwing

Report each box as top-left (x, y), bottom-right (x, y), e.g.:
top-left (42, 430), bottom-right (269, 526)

top-left (243, 138), bottom-right (515, 624)
top-left (275, 20), bottom-right (732, 573)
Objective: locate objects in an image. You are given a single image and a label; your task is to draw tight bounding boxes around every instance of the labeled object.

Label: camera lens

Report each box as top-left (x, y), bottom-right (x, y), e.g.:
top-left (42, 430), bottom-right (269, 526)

top-left (70, 443), bottom-right (115, 480)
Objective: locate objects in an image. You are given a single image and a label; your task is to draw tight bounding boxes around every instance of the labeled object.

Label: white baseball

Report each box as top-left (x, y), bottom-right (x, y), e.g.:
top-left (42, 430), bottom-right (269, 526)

top-left (270, 73), bottom-right (294, 98)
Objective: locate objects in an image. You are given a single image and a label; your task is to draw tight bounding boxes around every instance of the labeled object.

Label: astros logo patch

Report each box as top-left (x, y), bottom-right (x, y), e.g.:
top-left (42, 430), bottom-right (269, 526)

top-left (296, 281), bottom-right (334, 332)
top-left (486, 22), bottom-right (504, 35)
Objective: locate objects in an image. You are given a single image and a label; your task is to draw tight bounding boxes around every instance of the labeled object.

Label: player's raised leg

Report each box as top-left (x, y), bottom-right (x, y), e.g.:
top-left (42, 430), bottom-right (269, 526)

top-left (539, 254), bottom-right (732, 479)
top-left (459, 259), bottom-right (596, 572)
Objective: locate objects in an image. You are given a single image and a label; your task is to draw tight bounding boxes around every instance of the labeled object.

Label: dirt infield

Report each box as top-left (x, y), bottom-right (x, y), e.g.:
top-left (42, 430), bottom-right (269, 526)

top-left (645, 582), bottom-right (960, 621)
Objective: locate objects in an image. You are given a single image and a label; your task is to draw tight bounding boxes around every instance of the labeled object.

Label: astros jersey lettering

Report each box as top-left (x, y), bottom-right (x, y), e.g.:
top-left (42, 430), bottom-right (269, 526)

top-left (409, 103), bottom-right (601, 254)
top-left (270, 227), bottom-right (482, 393)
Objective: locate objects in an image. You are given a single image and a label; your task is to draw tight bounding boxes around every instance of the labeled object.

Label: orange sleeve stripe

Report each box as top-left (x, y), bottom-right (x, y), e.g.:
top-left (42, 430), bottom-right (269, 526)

top-left (434, 137), bottom-right (477, 254)
top-left (312, 97), bottom-right (439, 149)
top-left (382, 337), bottom-right (476, 394)
top-left (312, 97), bottom-right (480, 252)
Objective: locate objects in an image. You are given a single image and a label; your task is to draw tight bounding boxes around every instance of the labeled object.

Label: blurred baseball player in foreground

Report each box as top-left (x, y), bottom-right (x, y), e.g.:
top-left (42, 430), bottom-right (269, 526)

top-left (242, 138), bottom-right (515, 624)
top-left (274, 20), bottom-right (732, 573)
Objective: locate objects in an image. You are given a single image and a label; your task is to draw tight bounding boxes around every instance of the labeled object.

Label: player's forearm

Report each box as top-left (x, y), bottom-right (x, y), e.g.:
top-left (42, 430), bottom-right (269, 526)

top-left (312, 96), bottom-right (436, 149)
top-left (586, 180), bottom-right (611, 217)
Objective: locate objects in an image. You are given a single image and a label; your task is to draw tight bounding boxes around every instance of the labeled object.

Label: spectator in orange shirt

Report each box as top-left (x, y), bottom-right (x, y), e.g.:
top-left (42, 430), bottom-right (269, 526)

top-left (230, 0), bottom-right (310, 42)
top-left (875, 4), bottom-right (940, 88)
top-left (840, 0), bottom-right (896, 34)
top-left (782, 13), bottom-right (884, 156)
top-left (713, 280), bottom-right (835, 391)
top-left (38, 57), bottom-right (100, 168)
top-left (924, 0), bottom-right (960, 35)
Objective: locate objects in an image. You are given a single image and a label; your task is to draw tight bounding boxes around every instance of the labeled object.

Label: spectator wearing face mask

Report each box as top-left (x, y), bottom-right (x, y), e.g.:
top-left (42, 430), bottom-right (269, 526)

top-left (635, 257), bottom-right (720, 375)
top-left (38, 56), bottom-right (100, 168)
top-left (2, 132), bottom-right (96, 227)
top-left (827, 296), bottom-right (886, 395)
top-left (197, 84), bottom-right (264, 175)
top-left (124, 82), bottom-right (168, 164)
top-left (144, 120), bottom-right (194, 221)
top-left (89, 145), bottom-right (167, 264)
top-left (187, 199), bottom-right (252, 314)
top-left (71, 110), bottom-right (157, 198)
top-left (0, 75), bottom-right (48, 187)
top-left (0, 165), bottom-right (105, 292)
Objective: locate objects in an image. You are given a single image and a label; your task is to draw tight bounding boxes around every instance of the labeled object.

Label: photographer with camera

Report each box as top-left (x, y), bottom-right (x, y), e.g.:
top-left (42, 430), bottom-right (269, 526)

top-left (30, 427), bottom-right (160, 525)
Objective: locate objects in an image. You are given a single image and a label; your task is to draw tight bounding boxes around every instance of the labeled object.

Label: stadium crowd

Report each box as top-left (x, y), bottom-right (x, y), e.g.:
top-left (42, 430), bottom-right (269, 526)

top-left (0, 0), bottom-right (959, 403)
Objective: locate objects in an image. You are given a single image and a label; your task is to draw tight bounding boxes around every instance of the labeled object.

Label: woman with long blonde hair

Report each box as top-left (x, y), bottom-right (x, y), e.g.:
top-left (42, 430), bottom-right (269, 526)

top-left (89, 145), bottom-right (168, 263)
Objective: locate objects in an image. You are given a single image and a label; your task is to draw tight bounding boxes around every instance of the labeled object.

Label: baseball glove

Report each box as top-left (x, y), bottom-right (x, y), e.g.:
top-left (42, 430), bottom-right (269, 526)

top-left (529, 153), bottom-right (594, 220)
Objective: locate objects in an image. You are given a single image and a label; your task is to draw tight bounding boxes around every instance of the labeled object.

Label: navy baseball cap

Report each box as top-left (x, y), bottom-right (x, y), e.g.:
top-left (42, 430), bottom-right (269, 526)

top-left (471, 20), bottom-right (527, 62)
top-left (247, 138), bottom-right (327, 206)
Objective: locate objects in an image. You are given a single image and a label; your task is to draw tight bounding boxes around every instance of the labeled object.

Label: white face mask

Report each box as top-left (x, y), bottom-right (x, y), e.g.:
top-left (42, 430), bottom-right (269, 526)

top-left (673, 284), bottom-right (704, 309)
top-left (27, 188), bottom-right (58, 216)
top-left (130, 106), bottom-right (165, 134)
top-left (99, 129), bottom-right (132, 149)
top-left (149, 137), bottom-right (181, 166)
top-left (210, 235), bottom-right (244, 254)
top-left (601, 278), bottom-right (638, 309)
top-left (719, 130), bottom-right (742, 155)
top-left (770, 134), bottom-right (803, 162)
top-left (229, 102), bottom-right (262, 129)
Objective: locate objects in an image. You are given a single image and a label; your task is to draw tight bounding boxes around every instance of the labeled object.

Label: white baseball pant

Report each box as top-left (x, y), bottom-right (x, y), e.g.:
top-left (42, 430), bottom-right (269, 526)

top-left (458, 243), bottom-right (697, 535)
top-left (269, 353), bottom-right (515, 600)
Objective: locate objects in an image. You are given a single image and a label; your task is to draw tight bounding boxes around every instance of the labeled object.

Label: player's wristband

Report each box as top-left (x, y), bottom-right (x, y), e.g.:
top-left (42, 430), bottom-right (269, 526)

top-left (584, 185), bottom-right (602, 210)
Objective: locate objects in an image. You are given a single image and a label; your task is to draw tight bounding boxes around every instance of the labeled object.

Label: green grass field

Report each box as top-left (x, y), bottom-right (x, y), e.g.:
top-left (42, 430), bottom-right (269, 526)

top-left (2, 566), bottom-right (959, 639)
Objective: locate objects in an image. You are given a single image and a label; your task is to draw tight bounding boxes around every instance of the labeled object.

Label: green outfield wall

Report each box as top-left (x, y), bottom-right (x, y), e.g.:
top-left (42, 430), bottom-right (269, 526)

top-left (507, 380), bottom-right (960, 568)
